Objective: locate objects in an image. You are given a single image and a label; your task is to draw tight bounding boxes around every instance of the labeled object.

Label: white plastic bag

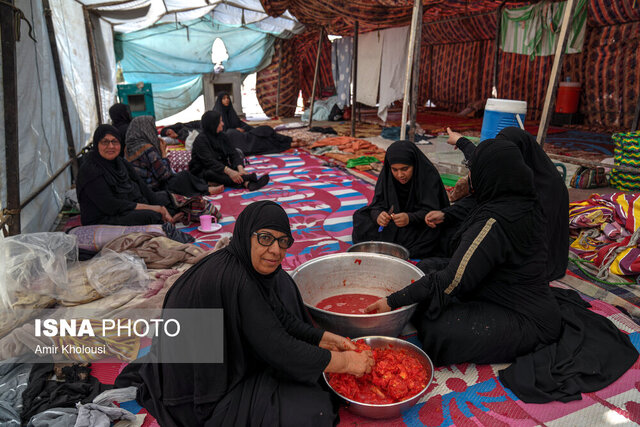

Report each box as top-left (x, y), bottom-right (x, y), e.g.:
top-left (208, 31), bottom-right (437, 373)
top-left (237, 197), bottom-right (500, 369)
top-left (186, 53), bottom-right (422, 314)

top-left (85, 249), bottom-right (149, 297)
top-left (0, 233), bottom-right (78, 308)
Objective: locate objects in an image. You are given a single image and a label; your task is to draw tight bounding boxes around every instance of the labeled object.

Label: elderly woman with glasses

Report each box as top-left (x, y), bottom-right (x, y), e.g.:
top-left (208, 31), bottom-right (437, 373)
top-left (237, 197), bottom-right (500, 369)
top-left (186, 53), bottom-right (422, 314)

top-left (76, 124), bottom-right (182, 226)
top-left (116, 201), bottom-right (374, 426)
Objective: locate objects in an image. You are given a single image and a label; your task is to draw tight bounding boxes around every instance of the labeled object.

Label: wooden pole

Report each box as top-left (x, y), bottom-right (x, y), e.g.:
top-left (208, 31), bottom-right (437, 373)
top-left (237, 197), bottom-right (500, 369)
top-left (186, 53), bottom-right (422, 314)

top-left (537, 0), bottom-right (577, 147)
top-left (400, 0), bottom-right (421, 141)
top-left (408, 0), bottom-right (423, 142)
top-left (83, 7), bottom-right (103, 123)
top-left (492, 5), bottom-right (503, 98)
top-left (276, 38), bottom-right (282, 118)
top-left (351, 21), bottom-right (359, 137)
top-left (43, 0), bottom-right (79, 181)
top-left (307, 28), bottom-right (324, 129)
top-left (1, 0), bottom-right (20, 235)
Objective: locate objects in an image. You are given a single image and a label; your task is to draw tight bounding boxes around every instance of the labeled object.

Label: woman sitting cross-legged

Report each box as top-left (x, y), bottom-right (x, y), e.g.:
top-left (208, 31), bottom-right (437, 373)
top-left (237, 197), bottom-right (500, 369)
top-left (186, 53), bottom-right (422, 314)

top-left (125, 115), bottom-right (222, 196)
top-left (76, 124), bottom-right (183, 226)
top-left (115, 201), bottom-right (374, 426)
top-left (352, 140), bottom-right (450, 258)
top-left (189, 110), bottom-right (270, 191)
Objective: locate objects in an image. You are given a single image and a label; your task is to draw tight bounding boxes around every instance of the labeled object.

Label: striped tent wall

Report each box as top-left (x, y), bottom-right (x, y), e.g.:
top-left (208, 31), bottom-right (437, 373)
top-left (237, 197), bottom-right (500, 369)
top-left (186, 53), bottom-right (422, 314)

top-left (295, 31), bottom-right (335, 105)
top-left (588, 0), bottom-right (640, 26)
top-left (256, 38), bottom-right (299, 118)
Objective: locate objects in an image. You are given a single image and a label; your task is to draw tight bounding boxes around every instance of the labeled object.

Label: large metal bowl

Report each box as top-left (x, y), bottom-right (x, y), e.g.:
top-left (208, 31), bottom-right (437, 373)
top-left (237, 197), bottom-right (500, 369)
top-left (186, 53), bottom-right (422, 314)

top-left (291, 253), bottom-right (423, 338)
top-left (324, 336), bottom-right (434, 419)
top-left (347, 241), bottom-right (410, 260)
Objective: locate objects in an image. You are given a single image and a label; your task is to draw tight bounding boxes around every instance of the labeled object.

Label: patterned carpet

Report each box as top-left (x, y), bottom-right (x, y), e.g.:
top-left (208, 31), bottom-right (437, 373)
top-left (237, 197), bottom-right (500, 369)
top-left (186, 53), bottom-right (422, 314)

top-left (89, 150), bottom-right (639, 426)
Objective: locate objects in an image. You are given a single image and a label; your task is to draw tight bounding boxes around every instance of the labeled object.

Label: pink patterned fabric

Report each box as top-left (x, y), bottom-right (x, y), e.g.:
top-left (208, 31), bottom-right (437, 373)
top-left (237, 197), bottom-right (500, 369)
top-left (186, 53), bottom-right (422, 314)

top-left (166, 150), bottom-right (191, 173)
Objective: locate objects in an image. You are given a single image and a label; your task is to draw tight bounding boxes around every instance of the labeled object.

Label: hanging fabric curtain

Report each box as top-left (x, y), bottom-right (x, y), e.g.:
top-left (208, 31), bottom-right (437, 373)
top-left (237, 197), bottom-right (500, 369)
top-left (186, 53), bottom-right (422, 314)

top-left (331, 36), bottom-right (353, 109)
top-left (500, 0), bottom-right (588, 60)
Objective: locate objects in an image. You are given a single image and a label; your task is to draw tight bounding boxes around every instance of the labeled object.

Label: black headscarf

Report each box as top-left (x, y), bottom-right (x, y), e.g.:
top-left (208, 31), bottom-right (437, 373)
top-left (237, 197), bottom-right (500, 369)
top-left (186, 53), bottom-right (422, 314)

top-left (457, 139), bottom-right (542, 251)
top-left (76, 125), bottom-right (140, 201)
top-left (200, 110), bottom-right (234, 157)
top-left (213, 92), bottom-right (242, 131)
top-left (226, 201), bottom-right (294, 287)
top-left (496, 127), bottom-right (569, 280)
top-left (108, 103), bottom-right (132, 155)
top-left (372, 140), bottom-right (448, 214)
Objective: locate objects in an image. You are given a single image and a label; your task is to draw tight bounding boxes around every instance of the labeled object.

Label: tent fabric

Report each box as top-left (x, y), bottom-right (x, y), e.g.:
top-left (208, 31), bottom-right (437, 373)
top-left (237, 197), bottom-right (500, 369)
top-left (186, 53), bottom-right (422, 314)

top-left (295, 31), bottom-right (334, 106)
top-left (115, 17), bottom-right (277, 119)
top-left (589, 0), bottom-right (640, 26)
top-left (422, 12), bottom-right (498, 44)
top-left (256, 39), bottom-right (298, 117)
top-left (0, 0), bottom-right (97, 234)
top-left (500, 0), bottom-right (588, 58)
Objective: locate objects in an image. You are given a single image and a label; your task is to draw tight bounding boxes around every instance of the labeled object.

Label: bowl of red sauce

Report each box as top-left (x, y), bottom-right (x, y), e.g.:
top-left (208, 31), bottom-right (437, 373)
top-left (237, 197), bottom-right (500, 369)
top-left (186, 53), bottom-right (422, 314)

top-left (290, 253), bottom-right (424, 338)
top-left (324, 336), bottom-right (434, 419)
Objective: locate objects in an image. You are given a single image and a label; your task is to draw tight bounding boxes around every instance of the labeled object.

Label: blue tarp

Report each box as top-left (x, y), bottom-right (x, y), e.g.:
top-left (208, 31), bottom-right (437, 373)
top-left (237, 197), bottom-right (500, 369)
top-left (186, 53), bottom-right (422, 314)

top-left (115, 17), bottom-right (276, 119)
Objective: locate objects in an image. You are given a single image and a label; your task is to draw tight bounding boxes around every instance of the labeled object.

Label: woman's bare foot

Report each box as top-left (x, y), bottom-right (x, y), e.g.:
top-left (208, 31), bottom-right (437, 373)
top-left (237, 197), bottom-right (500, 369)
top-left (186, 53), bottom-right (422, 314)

top-left (208, 185), bottom-right (224, 195)
top-left (171, 212), bottom-right (185, 224)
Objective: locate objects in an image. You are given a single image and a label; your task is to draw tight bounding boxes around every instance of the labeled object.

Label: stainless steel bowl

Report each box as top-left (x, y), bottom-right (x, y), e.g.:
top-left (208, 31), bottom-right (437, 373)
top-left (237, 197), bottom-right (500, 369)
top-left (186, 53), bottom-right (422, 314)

top-left (347, 241), bottom-right (410, 260)
top-left (291, 253), bottom-right (423, 338)
top-left (324, 336), bottom-right (434, 419)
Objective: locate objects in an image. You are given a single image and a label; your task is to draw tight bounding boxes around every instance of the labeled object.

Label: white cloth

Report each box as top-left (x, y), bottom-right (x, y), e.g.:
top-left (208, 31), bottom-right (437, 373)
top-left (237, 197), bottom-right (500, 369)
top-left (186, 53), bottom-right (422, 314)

top-left (378, 26), bottom-right (410, 122)
top-left (356, 30), bottom-right (383, 107)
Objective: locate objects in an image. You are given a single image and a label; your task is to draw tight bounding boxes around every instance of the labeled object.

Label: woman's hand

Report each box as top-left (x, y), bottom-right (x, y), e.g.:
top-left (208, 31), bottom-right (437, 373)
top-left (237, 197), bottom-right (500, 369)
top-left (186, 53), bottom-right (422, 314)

top-left (236, 128), bottom-right (245, 133)
top-left (159, 138), bottom-right (168, 158)
top-left (237, 165), bottom-right (246, 175)
top-left (157, 206), bottom-right (173, 223)
top-left (343, 350), bottom-right (374, 377)
top-left (319, 332), bottom-right (356, 352)
top-left (365, 298), bottom-right (391, 314)
top-left (392, 212), bottom-right (409, 227)
top-left (446, 127), bottom-right (463, 147)
top-left (377, 211), bottom-right (391, 227)
top-left (226, 168), bottom-right (244, 184)
top-left (425, 210), bottom-right (445, 228)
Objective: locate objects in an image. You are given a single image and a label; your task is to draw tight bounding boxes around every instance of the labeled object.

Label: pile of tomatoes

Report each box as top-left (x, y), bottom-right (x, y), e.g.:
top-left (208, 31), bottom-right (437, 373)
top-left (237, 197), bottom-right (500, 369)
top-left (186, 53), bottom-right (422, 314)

top-left (328, 341), bottom-right (429, 404)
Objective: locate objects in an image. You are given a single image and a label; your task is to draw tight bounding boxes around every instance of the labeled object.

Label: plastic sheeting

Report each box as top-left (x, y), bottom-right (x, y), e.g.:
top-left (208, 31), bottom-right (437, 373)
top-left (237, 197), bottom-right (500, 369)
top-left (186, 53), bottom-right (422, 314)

top-left (116, 18), bottom-right (276, 119)
top-left (0, 0), bottom-right (97, 234)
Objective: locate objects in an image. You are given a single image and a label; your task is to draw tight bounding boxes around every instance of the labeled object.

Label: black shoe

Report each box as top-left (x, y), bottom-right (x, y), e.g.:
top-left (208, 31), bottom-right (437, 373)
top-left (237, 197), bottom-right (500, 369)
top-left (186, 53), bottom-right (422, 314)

top-left (248, 174), bottom-right (270, 191)
top-left (163, 223), bottom-right (195, 243)
top-left (242, 173), bottom-right (258, 182)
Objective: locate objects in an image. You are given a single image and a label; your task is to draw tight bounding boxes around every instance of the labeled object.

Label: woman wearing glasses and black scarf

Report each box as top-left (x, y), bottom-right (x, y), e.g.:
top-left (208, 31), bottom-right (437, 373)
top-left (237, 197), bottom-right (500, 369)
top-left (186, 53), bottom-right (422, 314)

top-left (116, 201), bottom-right (374, 426)
top-left (76, 124), bottom-right (182, 226)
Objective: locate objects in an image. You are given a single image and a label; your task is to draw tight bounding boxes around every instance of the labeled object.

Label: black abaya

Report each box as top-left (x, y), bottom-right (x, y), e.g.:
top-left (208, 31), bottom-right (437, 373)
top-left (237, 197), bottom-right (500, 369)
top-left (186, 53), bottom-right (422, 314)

top-left (388, 140), bottom-right (637, 402)
top-left (76, 125), bottom-right (169, 226)
top-left (352, 140), bottom-right (449, 258)
top-left (214, 92), bottom-right (292, 155)
top-left (115, 201), bottom-right (337, 427)
top-left (447, 128), bottom-right (569, 281)
top-left (108, 103), bottom-right (132, 156)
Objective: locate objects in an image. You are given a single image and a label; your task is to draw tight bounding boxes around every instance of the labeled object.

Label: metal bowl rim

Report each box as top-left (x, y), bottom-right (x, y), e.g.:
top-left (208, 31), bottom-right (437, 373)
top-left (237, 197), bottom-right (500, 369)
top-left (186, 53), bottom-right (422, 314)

top-left (291, 253), bottom-right (423, 318)
top-left (347, 241), bottom-right (411, 258)
top-left (322, 336), bottom-right (434, 408)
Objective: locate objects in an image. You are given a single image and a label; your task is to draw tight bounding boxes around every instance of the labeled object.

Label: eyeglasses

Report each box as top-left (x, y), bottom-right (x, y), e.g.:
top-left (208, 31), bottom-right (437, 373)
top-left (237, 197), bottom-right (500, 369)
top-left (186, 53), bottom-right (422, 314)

top-left (99, 138), bottom-right (121, 147)
top-left (252, 232), bottom-right (294, 249)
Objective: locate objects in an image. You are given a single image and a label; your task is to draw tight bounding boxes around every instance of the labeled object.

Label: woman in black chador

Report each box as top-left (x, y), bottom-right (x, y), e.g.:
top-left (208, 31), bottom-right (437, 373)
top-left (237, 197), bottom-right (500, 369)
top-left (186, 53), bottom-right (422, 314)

top-left (213, 92), bottom-right (291, 156)
top-left (368, 139), bottom-right (637, 403)
top-left (76, 124), bottom-right (179, 226)
top-left (116, 201), bottom-right (374, 426)
top-left (352, 140), bottom-right (449, 258)
top-left (189, 110), bottom-right (270, 191)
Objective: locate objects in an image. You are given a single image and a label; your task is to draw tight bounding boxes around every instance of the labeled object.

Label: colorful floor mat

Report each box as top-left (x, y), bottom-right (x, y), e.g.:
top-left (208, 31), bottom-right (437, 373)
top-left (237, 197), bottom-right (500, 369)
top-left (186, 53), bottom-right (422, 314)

top-left (88, 151), bottom-right (640, 426)
top-left (544, 130), bottom-right (615, 160)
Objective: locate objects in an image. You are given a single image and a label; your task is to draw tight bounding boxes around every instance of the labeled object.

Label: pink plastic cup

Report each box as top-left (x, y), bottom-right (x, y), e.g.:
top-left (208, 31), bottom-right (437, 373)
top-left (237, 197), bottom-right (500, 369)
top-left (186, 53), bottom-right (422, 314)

top-left (200, 214), bottom-right (213, 231)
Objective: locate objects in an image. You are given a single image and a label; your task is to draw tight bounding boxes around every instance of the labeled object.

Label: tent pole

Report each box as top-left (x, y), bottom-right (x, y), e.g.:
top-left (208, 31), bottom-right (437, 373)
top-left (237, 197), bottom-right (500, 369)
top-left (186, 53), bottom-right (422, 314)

top-left (400, 0), bottom-right (421, 141)
top-left (43, 0), bottom-right (79, 181)
top-left (308, 28), bottom-right (324, 129)
top-left (492, 5), bottom-right (504, 97)
top-left (351, 20), bottom-right (359, 137)
top-left (1, 0), bottom-right (20, 235)
top-left (537, 0), bottom-right (577, 147)
top-left (276, 39), bottom-right (282, 118)
top-left (632, 93), bottom-right (640, 132)
top-left (83, 7), bottom-right (103, 123)
top-left (408, 0), bottom-right (423, 142)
